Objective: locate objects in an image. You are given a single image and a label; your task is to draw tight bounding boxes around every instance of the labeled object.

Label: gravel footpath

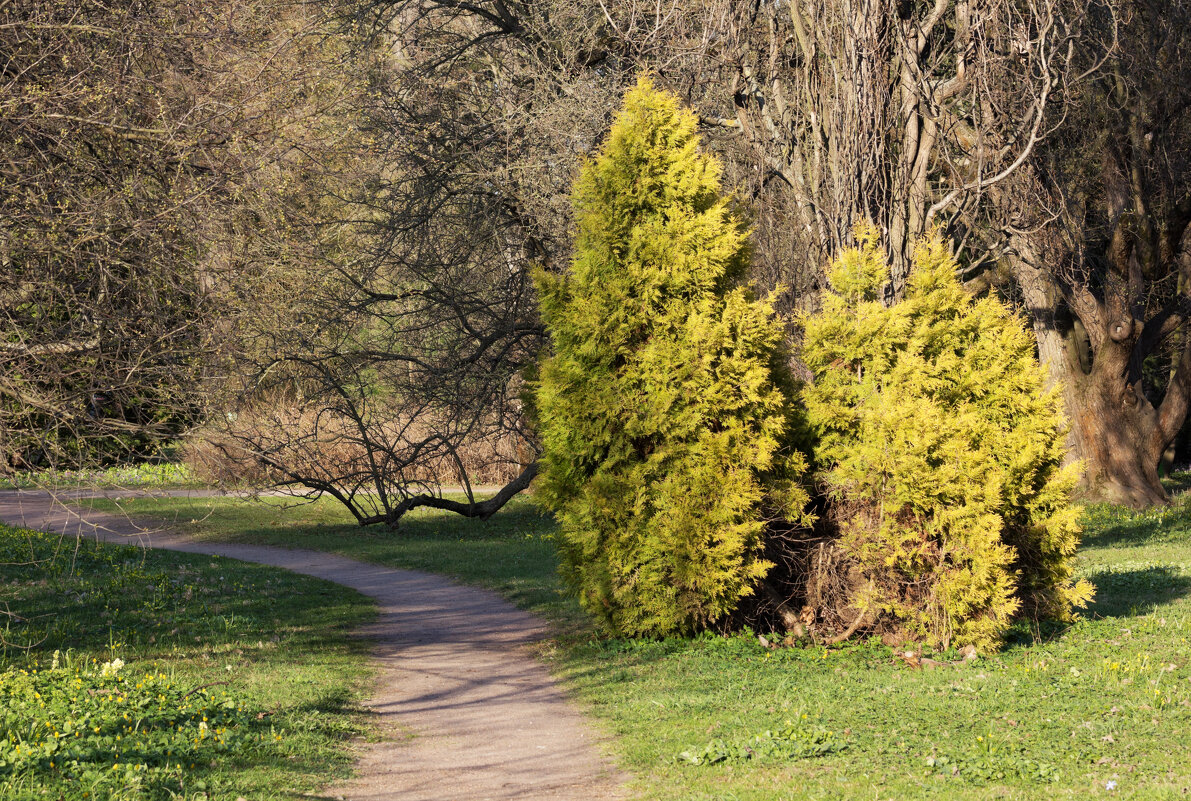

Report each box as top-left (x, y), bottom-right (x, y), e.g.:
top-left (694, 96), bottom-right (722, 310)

top-left (0, 490), bottom-right (628, 801)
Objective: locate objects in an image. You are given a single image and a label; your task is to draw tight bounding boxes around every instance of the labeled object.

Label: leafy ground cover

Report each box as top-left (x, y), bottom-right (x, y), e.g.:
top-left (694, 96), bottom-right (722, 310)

top-left (0, 522), bottom-right (374, 800)
top-left (92, 491), bottom-right (1191, 800)
top-left (0, 463), bottom-right (201, 491)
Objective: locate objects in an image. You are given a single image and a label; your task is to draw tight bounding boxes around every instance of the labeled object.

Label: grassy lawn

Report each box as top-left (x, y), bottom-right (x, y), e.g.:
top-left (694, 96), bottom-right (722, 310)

top-left (89, 492), bottom-right (1191, 800)
top-left (0, 522), bottom-right (374, 800)
top-left (0, 463), bottom-right (203, 491)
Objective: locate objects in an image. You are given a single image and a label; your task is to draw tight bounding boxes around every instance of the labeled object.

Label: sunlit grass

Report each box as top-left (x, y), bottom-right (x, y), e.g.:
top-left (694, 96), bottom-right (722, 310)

top-left (0, 523), bottom-right (374, 800)
top-left (0, 462), bottom-right (201, 491)
top-left (91, 487), bottom-right (1191, 799)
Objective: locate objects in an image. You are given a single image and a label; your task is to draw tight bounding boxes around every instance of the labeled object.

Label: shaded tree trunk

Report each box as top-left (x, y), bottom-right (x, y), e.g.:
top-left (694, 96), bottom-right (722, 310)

top-left (1012, 244), bottom-right (1190, 509)
top-left (1067, 342), bottom-right (1175, 508)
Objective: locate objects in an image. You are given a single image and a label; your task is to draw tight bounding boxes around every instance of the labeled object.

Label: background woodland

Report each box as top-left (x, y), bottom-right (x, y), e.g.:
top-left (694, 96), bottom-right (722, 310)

top-left (3, 0), bottom-right (1190, 640)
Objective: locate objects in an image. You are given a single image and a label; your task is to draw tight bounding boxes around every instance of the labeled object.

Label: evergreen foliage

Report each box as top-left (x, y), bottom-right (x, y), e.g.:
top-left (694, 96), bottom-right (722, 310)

top-left (800, 225), bottom-right (1094, 651)
top-left (533, 77), bottom-right (808, 637)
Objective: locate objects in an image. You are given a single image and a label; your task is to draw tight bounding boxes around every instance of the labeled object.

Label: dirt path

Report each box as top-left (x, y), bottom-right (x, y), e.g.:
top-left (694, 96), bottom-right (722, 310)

top-left (0, 490), bottom-right (629, 801)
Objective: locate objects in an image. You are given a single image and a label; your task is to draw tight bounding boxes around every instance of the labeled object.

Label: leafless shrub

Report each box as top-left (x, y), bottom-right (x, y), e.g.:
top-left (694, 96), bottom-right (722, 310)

top-left (185, 405), bottom-right (533, 490)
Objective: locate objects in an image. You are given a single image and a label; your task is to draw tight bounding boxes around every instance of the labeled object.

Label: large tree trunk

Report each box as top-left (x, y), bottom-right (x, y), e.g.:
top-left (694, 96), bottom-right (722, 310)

top-left (1067, 346), bottom-right (1170, 508)
top-left (1013, 255), bottom-right (1179, 508)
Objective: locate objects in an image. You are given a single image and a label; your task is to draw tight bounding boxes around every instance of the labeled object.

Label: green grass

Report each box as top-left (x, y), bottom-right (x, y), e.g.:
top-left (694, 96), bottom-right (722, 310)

top-left (82, 494), bottom-right (582, 633)
top-left (0, 462), bottom-right (202, 491)
top-left (0, 522), bottom-right (375, 800)
top-left (89, 491), bottom-right (1191, 800)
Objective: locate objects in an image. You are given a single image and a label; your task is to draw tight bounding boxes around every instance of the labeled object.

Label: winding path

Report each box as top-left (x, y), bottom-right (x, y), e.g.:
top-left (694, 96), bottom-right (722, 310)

top-left (0, 490), bottom-right (629, 801)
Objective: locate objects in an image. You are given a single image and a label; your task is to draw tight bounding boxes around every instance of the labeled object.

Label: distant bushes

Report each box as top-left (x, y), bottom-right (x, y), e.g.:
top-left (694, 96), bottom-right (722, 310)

top-left (0, 462), bottom-right (197, 490)
top-left (535, 80), bottom-right (1089, 648)
top-left (184, 405), bottom-right (533, 489)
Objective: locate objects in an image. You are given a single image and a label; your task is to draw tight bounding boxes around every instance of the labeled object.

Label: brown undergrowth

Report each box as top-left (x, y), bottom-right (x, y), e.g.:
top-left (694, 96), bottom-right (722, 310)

top-left (183, 405), bottom-right (534, 490)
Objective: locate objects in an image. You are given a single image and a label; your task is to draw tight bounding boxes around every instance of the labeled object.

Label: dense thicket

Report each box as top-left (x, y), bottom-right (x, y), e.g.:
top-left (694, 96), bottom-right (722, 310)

top-left (0, 0), bottom-right (347, 470)
top-left (534, 79), bottom-right (809, 636)
top-left (0, 0), bottom-right (224, 466)
top-left (800, 227), bottom-right (1093, 650)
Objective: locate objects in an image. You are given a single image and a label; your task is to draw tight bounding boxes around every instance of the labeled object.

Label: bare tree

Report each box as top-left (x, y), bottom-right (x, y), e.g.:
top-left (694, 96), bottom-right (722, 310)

top-left (223, 0), bottom-right (1113, 524)
top-left (671, 0), bottom-right (1108, 301)
top-left (203, 0), bottom-right (627, 524)
top-left (994, 0), bottom-right (1191, 506)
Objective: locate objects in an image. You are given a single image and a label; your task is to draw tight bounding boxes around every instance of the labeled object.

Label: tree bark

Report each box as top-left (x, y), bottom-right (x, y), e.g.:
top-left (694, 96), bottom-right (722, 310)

top-left (1011, 248), bottom-right (1175, 508)
top-left (1068, 344), bottom-right (1171, 508)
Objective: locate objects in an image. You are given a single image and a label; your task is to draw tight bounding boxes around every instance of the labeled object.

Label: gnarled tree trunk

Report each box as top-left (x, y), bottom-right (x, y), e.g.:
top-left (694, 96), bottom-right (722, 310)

top-left (1066, 340), bottom-right (1178, 508)
top-left (1012, 242), bottom-right (1191, 509)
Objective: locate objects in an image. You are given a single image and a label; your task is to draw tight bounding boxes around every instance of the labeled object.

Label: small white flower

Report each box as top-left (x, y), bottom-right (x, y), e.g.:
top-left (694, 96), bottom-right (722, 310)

top-left (1106, 780), bottom-right (1118, 791)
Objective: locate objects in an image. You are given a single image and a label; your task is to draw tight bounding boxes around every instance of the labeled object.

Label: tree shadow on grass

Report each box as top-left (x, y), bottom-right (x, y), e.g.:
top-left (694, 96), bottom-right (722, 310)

top-left (1081, 565), bottom-right (1191, 618)
top-left (1161, 470), bottom-right (1191, 495)
top-left (1078, 506), bottom-right (1191, 550)
top-left (0, 542), bottom-right (371, 659)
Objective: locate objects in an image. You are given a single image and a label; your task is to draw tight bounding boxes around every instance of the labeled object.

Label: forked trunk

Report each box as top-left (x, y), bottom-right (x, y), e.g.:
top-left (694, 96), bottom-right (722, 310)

top-left (1016, 259), bottom-right (1179, 509)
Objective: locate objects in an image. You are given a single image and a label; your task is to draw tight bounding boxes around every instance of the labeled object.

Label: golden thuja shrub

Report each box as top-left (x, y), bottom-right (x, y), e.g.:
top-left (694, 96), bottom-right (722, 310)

top-left (533, 77), bottom-right (809, 637)
top-left (800, 224), bottom-right (1093, 651)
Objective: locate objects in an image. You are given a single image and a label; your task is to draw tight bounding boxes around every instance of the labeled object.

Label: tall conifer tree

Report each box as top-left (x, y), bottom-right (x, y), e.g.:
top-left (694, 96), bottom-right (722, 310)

top-left (533, 77), bottom-right (807, 637)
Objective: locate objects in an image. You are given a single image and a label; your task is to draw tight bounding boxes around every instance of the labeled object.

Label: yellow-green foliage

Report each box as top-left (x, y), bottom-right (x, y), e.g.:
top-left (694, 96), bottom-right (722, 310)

top-left (801, 225), bottom-right (1093, 651)
top-left (533, 77), bottom-right (808, 637)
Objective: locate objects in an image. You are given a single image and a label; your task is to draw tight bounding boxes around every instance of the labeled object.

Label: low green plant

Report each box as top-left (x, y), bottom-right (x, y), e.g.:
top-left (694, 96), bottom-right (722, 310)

top-left (0, 655), bottom-right (278, 799)
top-left (0, 523), bottom-right (373, 800)
top-left (923, 746), bottom-right (1061, 785)
top-left (677, 721), bottom-right (848, 766)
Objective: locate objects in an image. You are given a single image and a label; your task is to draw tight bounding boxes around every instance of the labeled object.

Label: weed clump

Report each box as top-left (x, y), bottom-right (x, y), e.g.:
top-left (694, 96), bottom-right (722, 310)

top-left (677, 720), bottom-right (848, 765)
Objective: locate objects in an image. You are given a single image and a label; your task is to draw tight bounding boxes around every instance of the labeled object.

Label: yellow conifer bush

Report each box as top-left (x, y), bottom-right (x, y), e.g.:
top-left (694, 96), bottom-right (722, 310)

top-left (800, 225), bottom-right (1093, 651)
top-left (533, 77), bottom-right (809, 637)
